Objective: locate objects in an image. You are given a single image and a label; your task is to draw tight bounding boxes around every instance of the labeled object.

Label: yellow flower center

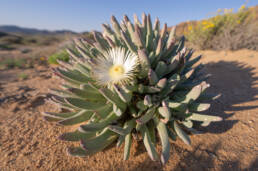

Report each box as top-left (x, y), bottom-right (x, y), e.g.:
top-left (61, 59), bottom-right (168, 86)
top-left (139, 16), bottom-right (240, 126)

top-left (109, 65), bottom-right (125, 80)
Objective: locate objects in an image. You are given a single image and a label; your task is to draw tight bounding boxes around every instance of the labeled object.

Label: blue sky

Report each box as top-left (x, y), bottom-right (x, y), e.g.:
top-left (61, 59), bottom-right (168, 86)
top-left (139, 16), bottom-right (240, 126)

top-left (0, 0), bottom-right (257, 32)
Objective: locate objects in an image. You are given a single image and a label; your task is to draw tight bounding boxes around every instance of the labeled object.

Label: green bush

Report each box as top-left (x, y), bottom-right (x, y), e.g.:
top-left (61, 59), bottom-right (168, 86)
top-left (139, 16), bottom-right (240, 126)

top-left (48, 50), bottom-right (70, 65)
top-left (0, 58), bottom-right (27, 69)
top-left (0, 44), bottom-right (15, 50)
top-left (17, 72), bottom-right (28, 80)
top-left (185, 5), bottom-right (256, 50)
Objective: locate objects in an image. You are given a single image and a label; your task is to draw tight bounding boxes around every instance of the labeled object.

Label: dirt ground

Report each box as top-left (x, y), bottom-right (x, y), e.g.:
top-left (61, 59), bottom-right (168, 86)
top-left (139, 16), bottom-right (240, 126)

top-left (0, 49), bottom-right (257, 171)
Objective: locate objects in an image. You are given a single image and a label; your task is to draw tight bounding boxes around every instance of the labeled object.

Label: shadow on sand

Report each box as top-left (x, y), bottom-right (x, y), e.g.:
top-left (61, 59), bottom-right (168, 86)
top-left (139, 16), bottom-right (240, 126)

top-left (200, 61), bottom-right (258, 134)
top-left (126, 141), bottom-right (258, 171)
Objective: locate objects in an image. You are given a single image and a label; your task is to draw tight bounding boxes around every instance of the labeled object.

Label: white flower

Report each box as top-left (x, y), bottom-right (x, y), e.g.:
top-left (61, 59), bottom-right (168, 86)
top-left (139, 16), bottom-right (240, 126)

top-left (93, 47), bottom-right (139, 87)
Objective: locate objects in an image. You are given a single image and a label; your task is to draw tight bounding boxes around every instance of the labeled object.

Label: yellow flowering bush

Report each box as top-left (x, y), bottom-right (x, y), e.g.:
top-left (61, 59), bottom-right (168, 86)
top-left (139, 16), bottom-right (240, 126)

top-left (185, 4), bottom-right (254, 49)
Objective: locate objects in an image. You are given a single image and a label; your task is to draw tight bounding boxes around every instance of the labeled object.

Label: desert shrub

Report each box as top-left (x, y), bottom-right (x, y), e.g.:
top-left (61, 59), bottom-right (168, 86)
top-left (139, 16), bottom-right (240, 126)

top-left (20, 34), bottom-right (63, 46)
top-left (0, 32), bottom-right (8, 37)
top-left (48, 50), bottom-right (70, 64)
top-left (0, 35), bottom-right (23, 44)
top-left (23, 38), bottom-right (38, 44)
top-left (17, 72), bottom-right (28, 80)
top-left (0, 44), bottom-right (15, 50)
top-left (0, 58), bottom-right (27, 69)
top-left (185, 5), bottom-right (257, 50)
top-left (39, 36), bottom-right (61, 46)
top-left (21, 48), bottom-right (32, 53)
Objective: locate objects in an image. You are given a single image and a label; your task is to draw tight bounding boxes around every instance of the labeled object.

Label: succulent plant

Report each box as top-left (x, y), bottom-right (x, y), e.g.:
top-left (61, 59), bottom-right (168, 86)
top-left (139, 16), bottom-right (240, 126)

top-left (43, 14), bottom-right (222, 164)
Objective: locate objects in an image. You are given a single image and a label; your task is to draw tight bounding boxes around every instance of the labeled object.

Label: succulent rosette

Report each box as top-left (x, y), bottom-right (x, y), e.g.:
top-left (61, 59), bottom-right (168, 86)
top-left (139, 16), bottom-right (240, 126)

top-left (43, 14), bottom-right (222, 164)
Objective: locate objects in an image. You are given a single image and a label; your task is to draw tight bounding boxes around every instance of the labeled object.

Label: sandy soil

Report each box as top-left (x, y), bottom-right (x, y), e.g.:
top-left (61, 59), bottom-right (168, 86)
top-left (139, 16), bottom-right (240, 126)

top-left (0, 49), bottom-right (257, 171)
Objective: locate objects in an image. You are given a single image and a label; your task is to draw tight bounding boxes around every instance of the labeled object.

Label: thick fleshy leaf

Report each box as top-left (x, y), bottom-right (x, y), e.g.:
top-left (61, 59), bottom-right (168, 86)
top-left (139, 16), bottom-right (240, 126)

top-left (156, 78), bottom-right (167, 90)
top-left (136, 107), bottom-right (156, 124)
top-left (160, 23), bottom-right (167, 40)
top-left (182, 120), bottom-right (193, 128)
top-left (148, 69), bottom-right (158, 85)
top-left (124, 16), bottom-right (135, 40)
top-left (80, 83), bottom-right (100, 92)
top-left (80, 112), bottom-right (119, 132)
top-left (185, 49), bottom-right (194, 61)
top-left (129, 106), bottom-right (137, 117)
top-left (140, 125), bottom-right (159, 161)
top-left (93, 31), bottom-right (108, 51)
top-left (116, 135), bottom-right (125, 147)
top-left (166, 54), bottom-right (180, 74)
top-left (75, 45), bottom-right (93, 60)
top-left (49, 96), bottom-right (76, 111)
top-left (58, 110), bottom-right (94, 125)
top-left (49, 89), bottom-right (74, 98)
top-left (113, 85), bottom-right (132, 103)
top-left (189, 103), bottom-right (210, 112)
top-left (94, 103), bottom-right (113, 119)
top-left (74, 63), bottom-right (91, 76)
top-left (102, 24), bottom-right (116, 40)
top-left (113, 104), bottom-right (124, 117)
top-left (67, 87), bottom-right (105, 101)
top-left (176, 36), bottom-right (185, 54)
top-left (138, 49), bottom-right (151, 77)
top-left (156, 120), bottom-right (170, 164)
top-left (123, 133), bottom-right (132, 160)
top-left (108, 125), bottom-right (128, 135)
top-left (108, 119), bottom-right (135, 135)
top-left (55, 68), bottom-right (92, 84)
top-left (42, 111), bottom-right (77, 120)
top-left (182, 68), bottom-right (195, 81)
top-left (111, 16), bottom-right (122, 38)
top-left (201, 121), bottom-right (211, 127)
top-left (42, 112), bottom-right (78, 121)
top-left (138, 84), bottom-right (161, 94)
top-left (153, 18), bottom-right (160, 33)
top-left (200, 81), bottom-right (210, 93)
top-left (166, 26), bottom-right (176, 50)
top-left (160, 74), bottom-right (180, 97)
top-left (133, 14), bottom-right (141, 26)
top-left (158, 101), bottom-right (171, 123)
top-left (99, 88), bottom-right (127, 112)
top-left (147, 120), bottom-right (156, 144)
top-left (67, 147), bottom-right (87, 157)
top-left (120, 30), bottom-right (137, 52)
top-left (167, 102), bottom-right (187, 112)
top-left (188, 113), bottom-right (222, 122)
top-left (43, 115), bottom-right (63, 122)
top-left (180, 84), bottom-right (202, 103)
top-left (59, 130), bottom-right (96, 141)
top-left (186, 55), bottom-right (201, 68)
top-left (174, 121), bottom-right (191, 145)
top-left (136, 100), bottom-right (148, 111)
top-left (144, 95), bottom-right (152, 107)
top-left (133, 25), bottom-right (144, 48)
top-left (116, 119), bottom-right (135, 147)
top-left (155, 61), bottom-right (167, 78)
top-left (65, 97), bottom-right (106, 110)
top-left (146, 14), bottom-right (153, 51)
top-left (167, 128), bottom-right (177, 141)
top-left (80, 128), bottom-right (117, 152)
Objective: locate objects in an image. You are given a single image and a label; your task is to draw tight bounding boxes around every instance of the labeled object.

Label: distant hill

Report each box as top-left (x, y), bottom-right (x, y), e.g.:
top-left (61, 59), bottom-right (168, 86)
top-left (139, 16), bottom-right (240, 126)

top-left (0, 25), bottom-right (77, 35)
top-left (0, 31), bottom-right (9, 37)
